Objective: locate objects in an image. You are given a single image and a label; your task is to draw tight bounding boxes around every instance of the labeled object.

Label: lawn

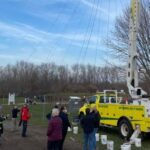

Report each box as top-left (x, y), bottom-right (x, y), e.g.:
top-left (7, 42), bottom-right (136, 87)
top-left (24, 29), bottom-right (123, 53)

top-left (66, 110), bottom-right (150, 150)
top-left (0, 98), bottom-right (150, 150)
top-left (69, 124), bottom-right (150, 150)
top-left (1, 103), bottom-right (52, 126)
top-left (0, 97), bottom-right (25, 105)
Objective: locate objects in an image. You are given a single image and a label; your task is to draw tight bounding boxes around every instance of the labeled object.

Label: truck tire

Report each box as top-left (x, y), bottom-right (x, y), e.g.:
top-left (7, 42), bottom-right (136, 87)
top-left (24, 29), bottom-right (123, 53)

top-left (118, 119), bottom-right (133, 139)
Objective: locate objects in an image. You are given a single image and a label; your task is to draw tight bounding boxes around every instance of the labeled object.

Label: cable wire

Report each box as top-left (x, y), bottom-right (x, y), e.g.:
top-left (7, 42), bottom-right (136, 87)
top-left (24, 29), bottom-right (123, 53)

top-left (82, 0), bottom-right (100, 65)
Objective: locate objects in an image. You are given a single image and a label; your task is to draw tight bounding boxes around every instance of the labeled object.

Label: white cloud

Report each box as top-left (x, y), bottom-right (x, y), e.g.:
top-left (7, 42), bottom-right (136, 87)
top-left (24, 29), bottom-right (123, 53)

top-left (80, 0), bottom-right (123, 21)
top-left (0, 21), bottom-right (103, 46)
top-left (0, 54), bottom-right (16, 59)
top-left (0, 22), bottom-right (48, 43)
top-left (0, 21), bottom-right (107, 65)
top-left (81, 0), bottom-right (107, 13)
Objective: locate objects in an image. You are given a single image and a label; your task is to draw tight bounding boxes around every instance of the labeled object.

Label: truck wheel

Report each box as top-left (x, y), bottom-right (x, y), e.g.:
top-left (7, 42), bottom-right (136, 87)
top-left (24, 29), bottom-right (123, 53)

top-left (119, 119), bottom-right (133, 139)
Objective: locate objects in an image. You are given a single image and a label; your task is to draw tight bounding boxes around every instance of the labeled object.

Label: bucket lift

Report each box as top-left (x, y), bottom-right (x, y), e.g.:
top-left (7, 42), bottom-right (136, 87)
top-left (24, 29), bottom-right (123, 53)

top-left (127, 0), bottom-right (150, 142)
top-left (127, 0), bottom-right (147, 99)
top-left (127, 0), bottom-right (150, 114)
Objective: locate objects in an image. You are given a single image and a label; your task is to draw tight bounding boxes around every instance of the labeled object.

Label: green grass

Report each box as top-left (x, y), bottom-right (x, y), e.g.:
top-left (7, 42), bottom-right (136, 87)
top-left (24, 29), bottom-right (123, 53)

top-left (0, 97), bottom-right (24, 104)
top-left (97, 127), bottom-right (150, 150)
top-left (1, 102), bottom-right (150, 149)
top-left (69, 125), bottom-right (150, 150)
top-left (1, 103), bottom-right (52, 126)
top-left (29, 104), bottom-right (51, 126)
top-left (67, 111), bottom-right (150, 150)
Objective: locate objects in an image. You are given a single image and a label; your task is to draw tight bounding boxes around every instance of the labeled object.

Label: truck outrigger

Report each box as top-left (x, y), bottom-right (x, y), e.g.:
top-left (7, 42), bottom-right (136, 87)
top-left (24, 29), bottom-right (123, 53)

top-left (79, 0), bottom-right (150, 139)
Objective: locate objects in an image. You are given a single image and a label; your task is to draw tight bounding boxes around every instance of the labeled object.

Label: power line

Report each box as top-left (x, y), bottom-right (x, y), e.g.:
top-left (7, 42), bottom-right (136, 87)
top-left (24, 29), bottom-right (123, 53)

top-left (45, 0), bottom-right (82, 64)
top-left (77, 0), bottom-right (97, 65)
top-left (82, 0), bottom-right (100, 65)
top-left (25, 1), bottom-right (70, 63)
top-left (94, 0), bottom-right (103, 66)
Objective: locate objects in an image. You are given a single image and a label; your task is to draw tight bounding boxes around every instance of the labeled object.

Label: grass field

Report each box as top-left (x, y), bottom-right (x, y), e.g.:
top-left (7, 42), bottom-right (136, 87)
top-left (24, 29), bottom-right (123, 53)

top-left (1, 103), bottom-right (51, 126)
top-left (68, 124), bottom-right (150, 150)
top-left (0, 97), bottom-right (150, 149)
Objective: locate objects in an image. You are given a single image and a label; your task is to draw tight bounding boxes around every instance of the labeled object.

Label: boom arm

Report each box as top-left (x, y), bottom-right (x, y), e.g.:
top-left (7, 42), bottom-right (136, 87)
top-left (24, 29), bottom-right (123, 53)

top-left (127, 0), bottom-right (147, 99)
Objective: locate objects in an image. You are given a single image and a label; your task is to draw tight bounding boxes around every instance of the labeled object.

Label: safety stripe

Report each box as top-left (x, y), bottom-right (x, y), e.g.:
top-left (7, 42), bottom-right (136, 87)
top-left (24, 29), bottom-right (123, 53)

top-left (101, 117), bottom-right (142, 122)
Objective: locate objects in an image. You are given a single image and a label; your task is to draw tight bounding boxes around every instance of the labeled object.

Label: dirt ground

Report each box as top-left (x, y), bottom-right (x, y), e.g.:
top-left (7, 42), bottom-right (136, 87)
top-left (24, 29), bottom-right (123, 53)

top-left (0, 121), bottom-right (82, 150)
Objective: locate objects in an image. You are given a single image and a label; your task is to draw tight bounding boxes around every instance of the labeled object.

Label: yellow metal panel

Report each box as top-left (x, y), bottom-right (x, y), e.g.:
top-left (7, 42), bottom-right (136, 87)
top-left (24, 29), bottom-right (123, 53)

top-left (79, 93), bottom-right (150, 133)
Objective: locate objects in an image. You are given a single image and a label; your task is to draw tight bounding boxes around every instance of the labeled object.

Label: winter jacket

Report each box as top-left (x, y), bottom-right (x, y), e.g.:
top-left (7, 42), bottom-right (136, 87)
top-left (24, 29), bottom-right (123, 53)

top-left (91, 111), bottom-right (100, 128)
top-left (12, 108), bottom-right (20, 118)
top-left (47, 116), bottom-right (62, 141)
top-left (59, 112), bottom-right (71, 135)
top-left (81, 114), bottom-right (95, 134)
top-left (21, 106), bottom-right (30, 121)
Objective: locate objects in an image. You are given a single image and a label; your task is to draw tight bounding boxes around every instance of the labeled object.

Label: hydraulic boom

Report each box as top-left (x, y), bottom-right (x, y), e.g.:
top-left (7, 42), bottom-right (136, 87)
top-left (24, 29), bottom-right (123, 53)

top-left (127, 0), bottom-right (147, 99)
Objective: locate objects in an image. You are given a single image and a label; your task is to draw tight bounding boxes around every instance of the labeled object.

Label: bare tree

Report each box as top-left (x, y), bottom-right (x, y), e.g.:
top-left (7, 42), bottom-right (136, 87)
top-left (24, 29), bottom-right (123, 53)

top-left (0, 61), bottom-right (125, 97)
top-left (108, 0), bottom-right (150, 78)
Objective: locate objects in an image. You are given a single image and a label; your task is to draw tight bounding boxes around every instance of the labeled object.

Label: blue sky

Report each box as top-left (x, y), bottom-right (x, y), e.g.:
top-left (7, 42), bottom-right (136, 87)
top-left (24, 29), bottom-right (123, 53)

top-left (0, 0), bottom-right (130, 66)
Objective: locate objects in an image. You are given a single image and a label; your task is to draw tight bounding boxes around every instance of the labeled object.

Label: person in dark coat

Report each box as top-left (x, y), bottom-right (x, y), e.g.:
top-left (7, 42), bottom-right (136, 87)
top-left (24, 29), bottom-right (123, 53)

top-left (47, 108), bottom-right (62, 150)
top-left (91, 107), bottom-right (101, 149)
top-left (12, 106), bottom-right (20, 131)
top-left (81, 108), bottom-right (95, 150)
top-left (59, 106), bottom-right (71, 150)
top-left (91, 107), bottom-right (100, 131)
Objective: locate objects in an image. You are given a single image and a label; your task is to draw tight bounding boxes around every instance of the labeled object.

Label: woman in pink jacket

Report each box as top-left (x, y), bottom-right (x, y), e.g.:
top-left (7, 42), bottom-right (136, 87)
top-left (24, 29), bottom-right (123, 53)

top-left (47, 108), bottom-right (62, 150)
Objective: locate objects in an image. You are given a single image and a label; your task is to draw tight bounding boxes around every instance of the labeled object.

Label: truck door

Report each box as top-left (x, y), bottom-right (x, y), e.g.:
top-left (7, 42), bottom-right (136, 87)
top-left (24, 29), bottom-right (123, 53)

top-left (98, 96), bottom-right (109, 125)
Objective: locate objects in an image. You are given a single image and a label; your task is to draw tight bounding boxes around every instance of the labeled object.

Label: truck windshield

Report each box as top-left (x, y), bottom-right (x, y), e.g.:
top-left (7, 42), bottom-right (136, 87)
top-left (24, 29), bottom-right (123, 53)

top-left (99, 96), bottom-right (116, 103)
top-left (88, 96), bottom-right (97, 104)
top-left (99, 96), bottom-right (107, 103)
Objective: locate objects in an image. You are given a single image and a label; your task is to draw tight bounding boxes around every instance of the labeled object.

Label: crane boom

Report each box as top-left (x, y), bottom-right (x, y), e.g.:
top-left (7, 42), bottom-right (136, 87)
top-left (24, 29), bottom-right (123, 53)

top-left (127, 0), bottom-right (147, 99)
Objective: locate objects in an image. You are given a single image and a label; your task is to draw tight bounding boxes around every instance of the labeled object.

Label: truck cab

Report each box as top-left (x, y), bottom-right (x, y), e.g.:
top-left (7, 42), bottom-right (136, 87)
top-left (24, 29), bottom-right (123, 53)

top-left (79, 90), bottom-right (123, 114)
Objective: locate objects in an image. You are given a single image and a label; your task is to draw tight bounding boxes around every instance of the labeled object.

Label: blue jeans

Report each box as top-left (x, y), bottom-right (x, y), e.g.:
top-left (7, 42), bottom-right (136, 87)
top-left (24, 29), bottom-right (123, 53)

top-left (22, 121), bottom-right (27, 137)
top-left (83, 131), bottom-right (95, 150)
top-left (93, 128), bottom-right (98, 149)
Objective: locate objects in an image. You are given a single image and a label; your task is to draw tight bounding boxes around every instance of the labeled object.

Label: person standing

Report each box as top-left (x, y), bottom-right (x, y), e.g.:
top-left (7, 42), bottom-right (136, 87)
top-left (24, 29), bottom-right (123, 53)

top-left (20, 104), bottom-right (30, 137)
top-left (47, 108), bottom-right (62, 150)
top-left (12, 106), bottom-right (20, 131)
top-left (91, 107), bottom-right (100, 150)
top-left (59, 106), bottom-right (71, 150)
top-left (81, 108), bottom-right (95, 150)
